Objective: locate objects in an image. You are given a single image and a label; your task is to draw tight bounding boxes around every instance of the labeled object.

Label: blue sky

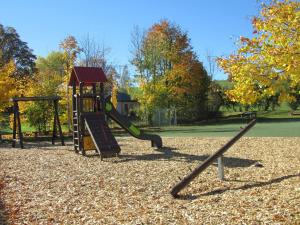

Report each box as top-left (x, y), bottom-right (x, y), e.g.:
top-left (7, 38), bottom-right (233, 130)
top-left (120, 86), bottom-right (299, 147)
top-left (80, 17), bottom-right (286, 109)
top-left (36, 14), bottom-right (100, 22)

top-left (1, 0), bottom-right (260, 79)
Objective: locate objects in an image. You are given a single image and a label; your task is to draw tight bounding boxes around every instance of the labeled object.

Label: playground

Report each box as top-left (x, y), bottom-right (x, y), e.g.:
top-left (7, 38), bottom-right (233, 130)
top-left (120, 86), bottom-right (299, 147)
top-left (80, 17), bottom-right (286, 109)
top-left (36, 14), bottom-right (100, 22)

top-left (0, 66), bottom-right (299, 224)
top-left (1, 0), bottom-right (300, 224)
top-left (1, 136), bottom-right (299, 224)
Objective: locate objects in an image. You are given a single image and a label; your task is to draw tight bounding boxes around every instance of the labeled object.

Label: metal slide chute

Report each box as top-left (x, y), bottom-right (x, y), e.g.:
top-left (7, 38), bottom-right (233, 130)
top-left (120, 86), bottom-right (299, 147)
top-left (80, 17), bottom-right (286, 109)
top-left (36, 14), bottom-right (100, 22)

top-left (104, 101), bottom-right (162, 148)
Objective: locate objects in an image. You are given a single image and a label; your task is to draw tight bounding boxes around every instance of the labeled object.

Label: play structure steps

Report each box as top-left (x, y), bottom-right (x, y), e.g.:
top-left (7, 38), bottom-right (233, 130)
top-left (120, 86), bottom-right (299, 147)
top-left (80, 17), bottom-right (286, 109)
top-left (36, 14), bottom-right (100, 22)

top-left (72, 110), bottom-right (79, 153)
top-left (83, 112), bottom-right (121, 158)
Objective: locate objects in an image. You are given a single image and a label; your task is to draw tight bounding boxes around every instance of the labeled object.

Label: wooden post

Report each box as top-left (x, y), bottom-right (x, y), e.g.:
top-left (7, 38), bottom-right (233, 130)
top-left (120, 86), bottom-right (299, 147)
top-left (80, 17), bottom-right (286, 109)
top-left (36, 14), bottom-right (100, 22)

top-left (217, 155), bottom-right (225, 180)
top-left (54, 99), bottom-right (64, 146)
top-left (75, 95), bottom-right (80, 153)
top-left (92, 83), bottom-right (97, 112)
top-left (72, 81), bottom-right (77, 112)
top-left (12, 101), bottom-right (17, 148)
top-left (16, 102), bottom-right (24, 149)
top-left (100, 82), bottom-right (104, 112)
top-left (79, 82), bottom-right (85, 155)
top-left (52, 100), bottom-right (57, 145)
top-left (170, 119), bottom-right (256, 198)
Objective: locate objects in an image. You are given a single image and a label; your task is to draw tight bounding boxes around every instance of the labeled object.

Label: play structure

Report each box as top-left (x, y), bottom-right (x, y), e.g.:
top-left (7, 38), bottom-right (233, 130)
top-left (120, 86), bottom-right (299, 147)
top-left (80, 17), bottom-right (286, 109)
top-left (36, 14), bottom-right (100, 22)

top-left (170, 119), bottom-right (256, 198)
top-left (69, 66), bottom-right (162, 159)
top-left (10, 96), bottom-right (65, 148)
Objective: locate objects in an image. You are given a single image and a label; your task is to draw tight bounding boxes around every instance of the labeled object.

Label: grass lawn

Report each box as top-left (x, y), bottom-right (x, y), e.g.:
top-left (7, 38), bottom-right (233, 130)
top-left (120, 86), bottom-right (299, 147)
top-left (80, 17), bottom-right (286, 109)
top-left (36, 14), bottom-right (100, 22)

top-left (146, 118), bottom-right (300, 137)
top-left (0, 113), bottom-right (70, 134)
top-left (2, 105), bottom-right (300, 138)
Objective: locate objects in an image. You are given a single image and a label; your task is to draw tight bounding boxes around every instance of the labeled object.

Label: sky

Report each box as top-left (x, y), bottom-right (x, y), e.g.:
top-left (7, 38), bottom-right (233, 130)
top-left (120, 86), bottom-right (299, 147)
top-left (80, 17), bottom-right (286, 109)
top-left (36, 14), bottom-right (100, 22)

top-left (1, 0), bottom-right (260, 80)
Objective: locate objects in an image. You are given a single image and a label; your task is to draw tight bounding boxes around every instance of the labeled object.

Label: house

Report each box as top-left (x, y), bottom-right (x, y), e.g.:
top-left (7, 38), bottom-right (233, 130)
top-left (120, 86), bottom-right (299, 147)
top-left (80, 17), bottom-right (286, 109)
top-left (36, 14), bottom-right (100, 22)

top-left (116, 92), bottom-right (139, 117)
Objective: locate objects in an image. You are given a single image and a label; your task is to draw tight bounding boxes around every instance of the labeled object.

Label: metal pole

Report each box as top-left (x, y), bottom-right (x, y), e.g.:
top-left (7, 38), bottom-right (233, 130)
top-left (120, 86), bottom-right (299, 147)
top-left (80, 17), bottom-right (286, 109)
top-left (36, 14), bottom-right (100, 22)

top-left (170, 119), bottom-right (256, 198)
top-left (217, 155), bottom-right (225, 180)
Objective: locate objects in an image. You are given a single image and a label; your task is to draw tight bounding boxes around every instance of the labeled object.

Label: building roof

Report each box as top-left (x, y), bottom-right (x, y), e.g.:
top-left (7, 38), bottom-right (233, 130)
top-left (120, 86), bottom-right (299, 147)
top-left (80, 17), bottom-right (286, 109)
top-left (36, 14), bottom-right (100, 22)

top-left (68, 66), bottom-right (107, 86)
top-left (117, 92), bottom-right (131, 101)
top-left (117, 92), bottom-right (138, 102)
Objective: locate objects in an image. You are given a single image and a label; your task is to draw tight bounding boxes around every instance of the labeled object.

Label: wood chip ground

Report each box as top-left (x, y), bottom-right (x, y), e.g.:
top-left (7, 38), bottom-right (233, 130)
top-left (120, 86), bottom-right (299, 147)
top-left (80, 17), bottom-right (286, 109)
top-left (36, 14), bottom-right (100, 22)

top-left (0, 137), bottom-right (299, 224)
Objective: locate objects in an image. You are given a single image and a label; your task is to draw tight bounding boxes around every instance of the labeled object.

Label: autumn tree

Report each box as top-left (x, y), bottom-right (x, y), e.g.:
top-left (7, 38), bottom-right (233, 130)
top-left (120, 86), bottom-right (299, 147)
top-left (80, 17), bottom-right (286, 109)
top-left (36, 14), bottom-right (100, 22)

top-left (24, 52), bottom-right (66, 131)
top-left (0, 59), bottom-right (17, 112)
top-left (0, 23), bottom-right (36, 77)
top-left (60, 36), bottom-right (81, 75)
top-left (131, 20), bottom-right (210, 121)
top-left (217, 0), bottom-right (300, 106)
top-left (59, 36), bottom-right (81, 130)
top-left (111, 82), bottom-right (118, 108)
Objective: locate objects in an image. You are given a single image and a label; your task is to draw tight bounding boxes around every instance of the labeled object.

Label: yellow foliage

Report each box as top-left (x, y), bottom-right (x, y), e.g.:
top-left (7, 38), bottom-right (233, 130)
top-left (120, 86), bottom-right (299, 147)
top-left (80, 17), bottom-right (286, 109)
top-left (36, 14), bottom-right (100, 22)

top-left (112, 83), bottom-right (118, 108)
top-left (217, 0), bottom-right (300, 104)
top-left (0, 61), bottom-right (16, 110)
top-left (0, 60), bottom-right (31, 111)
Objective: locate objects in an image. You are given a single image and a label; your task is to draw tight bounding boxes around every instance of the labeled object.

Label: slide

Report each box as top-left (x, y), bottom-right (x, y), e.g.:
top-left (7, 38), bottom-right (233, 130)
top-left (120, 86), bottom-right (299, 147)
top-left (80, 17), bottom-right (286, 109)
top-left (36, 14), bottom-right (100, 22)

top-left (84, 112), bottom-right (121, 157)
top-left (104, 100), bottom-right (162, 148)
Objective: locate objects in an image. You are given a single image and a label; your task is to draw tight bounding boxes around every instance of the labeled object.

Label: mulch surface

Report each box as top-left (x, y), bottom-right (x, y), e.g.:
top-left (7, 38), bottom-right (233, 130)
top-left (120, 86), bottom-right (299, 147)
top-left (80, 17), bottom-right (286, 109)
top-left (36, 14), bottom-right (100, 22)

top-left (0, 137), bottom-right (299, 224)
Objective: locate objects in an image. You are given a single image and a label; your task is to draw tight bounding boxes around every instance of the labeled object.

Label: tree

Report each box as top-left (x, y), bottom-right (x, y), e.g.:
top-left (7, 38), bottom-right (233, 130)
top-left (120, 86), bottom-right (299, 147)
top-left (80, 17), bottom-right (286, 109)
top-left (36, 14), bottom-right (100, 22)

top-left (0, 24), bottom-right (36, 77)
top-left (59, 36), bottom-right (81, 77)
top-left (24, 52), bottom-right (66, 132)
top-left (59, 36), bottom-right (81, 130)
top-left (131, 20), bottom-right (210, 121)
top-left (206, 81), bottom-right (223, 115)
top-left (205, 50), bottom-right (217, 80)
top-left (217, 0), bottom-right (300, 105)
top-left (118, 65), bottom-right (131, 93)
top-left (79, 34), bottom-right (112, 72)
top-left (0, 59), bottom-right (17, 111)
top-left (78, 34), bottom-right (118, 98)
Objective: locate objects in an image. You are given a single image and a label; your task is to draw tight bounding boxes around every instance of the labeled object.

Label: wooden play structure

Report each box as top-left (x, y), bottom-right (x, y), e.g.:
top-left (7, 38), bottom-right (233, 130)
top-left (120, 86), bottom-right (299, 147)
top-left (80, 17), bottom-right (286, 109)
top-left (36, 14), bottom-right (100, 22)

top-left (69, 66), bottom-right (162, 159)
top-left (170, 119), bottom-right (256, 198)
top-left (11, 96), bottom-right (65, 148)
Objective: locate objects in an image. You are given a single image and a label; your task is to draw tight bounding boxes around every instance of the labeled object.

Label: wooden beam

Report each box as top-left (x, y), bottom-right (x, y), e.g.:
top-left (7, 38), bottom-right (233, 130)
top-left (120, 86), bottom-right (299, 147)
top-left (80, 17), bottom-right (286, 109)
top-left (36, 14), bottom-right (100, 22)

top-left (10, 96), bottom-right (61, 102)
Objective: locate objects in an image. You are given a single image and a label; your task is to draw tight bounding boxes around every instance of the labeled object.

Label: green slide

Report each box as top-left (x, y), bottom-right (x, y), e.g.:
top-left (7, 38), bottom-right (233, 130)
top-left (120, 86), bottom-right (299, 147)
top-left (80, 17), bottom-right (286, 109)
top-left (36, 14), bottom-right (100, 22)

top-left (104, 100), bottom-right (162, 148)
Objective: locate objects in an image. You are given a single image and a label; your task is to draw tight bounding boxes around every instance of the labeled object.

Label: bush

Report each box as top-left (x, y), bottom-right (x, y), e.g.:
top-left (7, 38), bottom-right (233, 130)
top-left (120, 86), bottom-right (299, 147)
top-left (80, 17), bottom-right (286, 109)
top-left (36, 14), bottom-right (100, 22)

top-left (288, 93), bottom-right (300, 111)
top-left (25, 102), bottom-right (53, 133)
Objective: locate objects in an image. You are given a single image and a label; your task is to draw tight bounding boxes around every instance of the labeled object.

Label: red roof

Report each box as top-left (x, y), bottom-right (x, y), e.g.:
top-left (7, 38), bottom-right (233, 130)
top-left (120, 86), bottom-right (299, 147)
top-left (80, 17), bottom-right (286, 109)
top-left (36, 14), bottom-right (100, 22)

top-left (68, 66), bottom-right (107, 86)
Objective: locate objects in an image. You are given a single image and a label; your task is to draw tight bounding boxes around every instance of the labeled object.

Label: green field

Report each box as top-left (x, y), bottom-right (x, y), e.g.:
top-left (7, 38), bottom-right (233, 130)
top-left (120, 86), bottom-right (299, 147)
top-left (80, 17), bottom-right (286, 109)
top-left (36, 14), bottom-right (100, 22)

top-left (145, 118), bottom-right (300, 137)
top-left (1, 104), bottom-right (300, 138)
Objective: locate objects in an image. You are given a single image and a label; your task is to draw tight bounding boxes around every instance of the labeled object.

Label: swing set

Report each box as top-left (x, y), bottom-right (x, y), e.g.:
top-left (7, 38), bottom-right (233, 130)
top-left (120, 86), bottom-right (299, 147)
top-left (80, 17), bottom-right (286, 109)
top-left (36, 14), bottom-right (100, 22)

top-left (10, 96), bottom-right (65, 148)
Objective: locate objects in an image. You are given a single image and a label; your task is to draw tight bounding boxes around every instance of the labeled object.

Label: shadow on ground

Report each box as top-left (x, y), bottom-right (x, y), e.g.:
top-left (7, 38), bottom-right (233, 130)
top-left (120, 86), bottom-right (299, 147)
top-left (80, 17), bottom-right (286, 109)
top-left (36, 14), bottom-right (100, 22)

top-left (113, 147), bottom-right (257, 168)
top-left (176, 173), bottom-right (300, 200)
top-left (0, 200), bottom-right (8, 225)
top-left (0, 178), bottom-right (9, 225)
top-left (0, 139), bottom-right (72, 150)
